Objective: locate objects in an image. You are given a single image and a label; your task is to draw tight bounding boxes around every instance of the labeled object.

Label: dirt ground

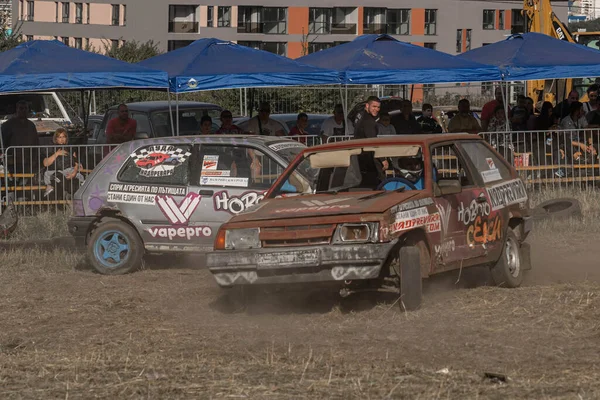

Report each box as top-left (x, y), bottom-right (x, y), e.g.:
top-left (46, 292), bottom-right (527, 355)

top-left (1, 229), bottom-right (599, 399)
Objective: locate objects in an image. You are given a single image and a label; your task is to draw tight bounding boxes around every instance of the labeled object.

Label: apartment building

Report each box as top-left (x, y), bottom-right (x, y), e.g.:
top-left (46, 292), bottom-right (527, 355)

top-left (14, 1), bottom-right (568, 56)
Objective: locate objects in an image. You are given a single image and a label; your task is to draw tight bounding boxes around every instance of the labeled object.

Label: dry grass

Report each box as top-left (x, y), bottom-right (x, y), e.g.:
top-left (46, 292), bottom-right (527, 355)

top-left (8, 210), bottom-right (71, 241)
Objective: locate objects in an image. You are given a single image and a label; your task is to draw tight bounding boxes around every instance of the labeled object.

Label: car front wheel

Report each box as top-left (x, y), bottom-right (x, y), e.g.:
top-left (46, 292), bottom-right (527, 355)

top-left (490, 230), bottom-right (524, 288)
top-left (88, 221), bottom-right (144, 275)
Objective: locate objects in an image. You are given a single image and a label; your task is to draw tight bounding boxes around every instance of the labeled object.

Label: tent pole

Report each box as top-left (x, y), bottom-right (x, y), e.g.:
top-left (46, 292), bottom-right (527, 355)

top-left (501, 79), bottom-right (509, 132)
top-left (167, 88), bottom-right (175, 136)
top-left (345, 85), bottom-right (348, 135)
top-left (176, 92), bottom-right (180, 136)
top-left (339, 85), bottom-right (348, 136)
top-left (239, 88), bottom-right (243, 116)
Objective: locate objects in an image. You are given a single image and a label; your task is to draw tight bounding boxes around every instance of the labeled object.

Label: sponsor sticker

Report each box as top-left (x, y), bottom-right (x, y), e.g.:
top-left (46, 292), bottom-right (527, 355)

top-left (268, 141), bottom-right (305, 152)
top-left (106, 183), bottom-right (187, 205)
top-left (148, 226), bottom-right (212, 241)
top-left (394, 206), bottom-right (429, 221)
top-left (214, 190), bottom-right (265, 215)
top-left (146, 192), bottom-right (211, 241)
top-left (202, 155), bottom-right (219, 170)
top-left (481, 169), bottom-right (503, 183)
top-left (487, 179), bottom-right (528, 211)
top-left (107, 192), bottom-right (156, 205)
top-left (390, 198), bottom-right (434, 214)
top-left (486, 158), bottom-right (496, 170)
top-left (390, 213), bottom-right (441, 233)
top-left (130, 145), bottom-right (191, 178)
top-left (200, 176), bottom-right (249, 187)
top-left (201, 170), bottom-right (231, 177)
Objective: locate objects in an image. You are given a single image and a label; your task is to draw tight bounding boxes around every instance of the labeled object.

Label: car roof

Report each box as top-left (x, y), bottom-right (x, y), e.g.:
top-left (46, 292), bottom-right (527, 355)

top-left (304, 133), bottom-right (481, 153)
top-left (108, 101), bottom-right (222, 112)
top-left (270, 113), bottom-right (330, 120)
top-left (132, 134), bottom-right (304, 147)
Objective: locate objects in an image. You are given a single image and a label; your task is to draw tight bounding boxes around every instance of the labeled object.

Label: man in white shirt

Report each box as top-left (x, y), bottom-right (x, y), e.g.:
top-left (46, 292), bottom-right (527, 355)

top-left (320, 104), bottom-right (354, 142)
top-left (246, 102), bottom-right (285, 136)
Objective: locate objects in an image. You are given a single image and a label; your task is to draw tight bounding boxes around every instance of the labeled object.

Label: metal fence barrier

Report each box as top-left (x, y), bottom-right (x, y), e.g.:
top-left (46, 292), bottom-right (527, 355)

top-left (2, 144), bottom-right (117, 216)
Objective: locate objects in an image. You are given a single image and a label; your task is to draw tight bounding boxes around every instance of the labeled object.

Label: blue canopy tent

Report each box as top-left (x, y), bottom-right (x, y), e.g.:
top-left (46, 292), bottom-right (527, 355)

top-left (296, 34), bottom-right (502, 85)
top-left (457, 32), bottom-right (600, 81)
top-left (138, 38), bottom-right (341, 92)
top-left (0, 40), bottom-right (168, 92)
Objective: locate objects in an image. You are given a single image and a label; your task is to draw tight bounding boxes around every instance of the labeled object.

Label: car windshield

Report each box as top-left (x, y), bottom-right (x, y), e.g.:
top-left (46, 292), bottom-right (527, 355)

top-left (271, 145), bottom-right (425, 196)
top-left (151, 108), bottom-right (222, 134)
top-left (0, 94), bottom-right (65, 119)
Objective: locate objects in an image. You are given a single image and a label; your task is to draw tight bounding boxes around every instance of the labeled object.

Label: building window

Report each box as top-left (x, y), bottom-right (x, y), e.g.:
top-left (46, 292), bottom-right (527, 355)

top-left (363, 8), bottom-right (386, 35)
top-left (207, 6), bottom-right (213, 27)
top-left (111, 4), bottom-right (119, 26)
top-left (424, 42), bottom-right (436, 50)
top-left (456, 29), bottom-right (462, 53)
top-left (62, 2), bottom-right (69, 23)
top-left (424, 9), bottom-right (436, 35)
top-left (19, 0), bottom-right (23, 20)
top-left (54, 2), bottom-right (58, 22)
top-left (511, 9), bottom-right (526, 34)
top-left (217, 6), bottom-right (231, 27)
top-left (111, 39), bottom-right (119, 51)
top-left (123, 5), bottom-right (126, 25)
top-left (483, 10), bottom-right (495, 30)
top-left (26, 0), bottom-right (34, 21)
top-left (238, 41), bottom-right (286, 56)
top-left (309, 8), bottom-right (331, 34)
top-left (466, 29), bottom-right (472, 51)
top-left (26, 35), bottom-right (33, 41)
top-left (85, 37), bottom-right (89, 49)
top-left (62, 37), bottom-right (69, 46)
top-left (424, 84), bottom-right (435, 98)
top-left (75, 3), bottom-right (83, 24)
top-left (74, 37), bottom-right (82, 49)
top-left (169, 5), bottom-right (198, 33)
top-left (237, 6), bottom-right (260, 33)
top-left (332, 7), bottom-right (356, 35)
top-left (86, 3), bottom-right (90, 24)
top-left (308, 42), bottom-right (334, 53)
top-left (387, 9), bottom-right (410, 35)
top-left (263, 7), bottom-right (287, 34)
top-left (499, 10), bottom-right (505, 30)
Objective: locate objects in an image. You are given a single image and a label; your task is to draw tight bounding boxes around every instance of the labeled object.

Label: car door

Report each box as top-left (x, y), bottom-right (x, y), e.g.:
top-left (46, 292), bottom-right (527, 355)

top-left (109, 141), bottom-right (205, 252)
top-left (194, 142), bottom-right (285, 237)
top-left (430, 142), bottom-right (487, 270)
top-left (457, 141), bottom-right (521, 263)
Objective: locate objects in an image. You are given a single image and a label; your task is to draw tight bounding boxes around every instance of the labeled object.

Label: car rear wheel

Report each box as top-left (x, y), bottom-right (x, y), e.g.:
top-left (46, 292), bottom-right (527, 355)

top-left (490, 230), bottom-right (524, 288)
top-left (398, 246), bottom-right (422, 311)
top-left (88, 221), bottom-right (144, 275)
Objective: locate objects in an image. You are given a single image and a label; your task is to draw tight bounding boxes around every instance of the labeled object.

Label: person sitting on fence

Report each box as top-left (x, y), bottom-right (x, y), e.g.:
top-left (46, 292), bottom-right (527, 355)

top-left (416, 104), bottom-right (442, 133)
top-left (1, 100), bottom-right (40, 175)
top-left (200, 115), bottom-right (213, 135)
top-left (392, 100), bottom-right (421, 134)
top-left (447, 99), bottom-right (481, 134)
top-left (42, 128), bottom-right (84, 198)
top-left (487, 105), bottom-right (514, 161)
top-left (215, 110), bottom-right (243, 134)
top-left (554, 101), bottom-right (596, 178)
top-left (246, 102), bottom-right (285, 136)
top-left (377, 112), bottom-right (397, 136)
top-left (321, 104), bottom-right (353, 141)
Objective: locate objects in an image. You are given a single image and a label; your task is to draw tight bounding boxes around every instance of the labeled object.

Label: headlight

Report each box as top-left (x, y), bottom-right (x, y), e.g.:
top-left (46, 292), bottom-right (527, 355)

top-left (225, 228), bottom-right (261, 250)
top-left (333, 223), bottom-right (379, 243)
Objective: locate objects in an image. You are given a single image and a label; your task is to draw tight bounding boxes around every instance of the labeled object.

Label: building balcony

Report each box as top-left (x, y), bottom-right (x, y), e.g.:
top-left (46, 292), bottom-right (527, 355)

top-left (168, 21), bottom-right (199, 34)
top-left (331, 23), bottom-right (357, 35)
top-left (237, 22), bottom-right (262, 34)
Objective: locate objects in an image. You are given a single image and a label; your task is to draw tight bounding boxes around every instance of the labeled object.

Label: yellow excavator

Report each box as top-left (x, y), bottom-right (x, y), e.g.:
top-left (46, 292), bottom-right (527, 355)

top-left (523, 0), bottom-right (600, 104)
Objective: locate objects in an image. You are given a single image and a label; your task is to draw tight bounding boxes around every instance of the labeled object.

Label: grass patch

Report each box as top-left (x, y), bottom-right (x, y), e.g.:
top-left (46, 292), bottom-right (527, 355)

top-left (5, 211), bottom-right (71, 241)
top-left (0, 248), bottom-right (84, 275)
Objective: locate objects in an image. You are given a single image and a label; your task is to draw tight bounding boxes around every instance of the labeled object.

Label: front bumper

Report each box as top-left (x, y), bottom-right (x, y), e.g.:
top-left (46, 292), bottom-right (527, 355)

top-left (207, 241), bottom-right (398, 287)
top-left (67, 216), bottom-right (96, 247)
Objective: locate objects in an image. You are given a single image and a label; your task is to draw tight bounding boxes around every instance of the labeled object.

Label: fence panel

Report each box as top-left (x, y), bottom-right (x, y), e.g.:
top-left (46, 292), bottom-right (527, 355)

top-left (2, 144), bottom-right (118, 216)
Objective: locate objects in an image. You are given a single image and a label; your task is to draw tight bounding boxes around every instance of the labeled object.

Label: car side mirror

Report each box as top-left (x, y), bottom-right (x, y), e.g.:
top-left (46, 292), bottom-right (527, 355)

top-left (435, 179), bottom-right (462, 196)
top-left (135, 131), bottom-right (149, 140)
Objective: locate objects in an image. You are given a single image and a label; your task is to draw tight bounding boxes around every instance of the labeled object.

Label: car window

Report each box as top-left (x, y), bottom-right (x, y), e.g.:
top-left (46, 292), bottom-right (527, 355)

top-left (198, 145), bottom-right (284, 190)
top-left (151, 108), bottom-right (222, 136)
top-left (430, 144), bottom-right (475, 187)
top-left (131, 112), bottom-right (151, 135)
top-left (459, 142), bottom-right (512, 185)
top-left (118, 144), bottom-right (192, 186)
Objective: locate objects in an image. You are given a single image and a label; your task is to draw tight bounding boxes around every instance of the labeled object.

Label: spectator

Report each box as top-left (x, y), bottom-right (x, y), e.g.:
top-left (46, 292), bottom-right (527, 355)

top-left (560, 101), bottom-right (588, 130)
top-left (392, 100), bottom-right (421, 134)
top-left (246, 102), bottom-right (285, 136)
top-left (488, 105), bottom-right (511, 132)
top-left (510, 95), bottom-right (530, 131)
top-left (533, 101), bottom-right (556, 131)
top-left (586, 101), bottom-right (600, 127)
top-left (320, 104), bottom-right (354, 140)
top-left (529, 102), bottom-right (557, 168)
top-left (553, 90), bottom-right (579, 121)
top-left (377, 112), bottom-right (396, 135)
top-left (488, 105), bottom-right (513, 161)
top-left (353, 96), bottom-right (381, 139)
top-left (200, 115), bottom-right (213, 135)
top-left (481, 87), bottom-right (509, 131)
top-left (447, 99), bottom-right (481, 133)
top-left (289, 113), bottom-right (309, 136)
top-left (106, 104), bottom-right (137, 144)
top-left (42, 128), bottom-right (83, 199)
top-left (216, 110), bottom-right (243, 134)
top-left (1, 100), bottom-right (40, 174)
top-left (582, 84), bottom-right (599, 114)
top-left (525, 97), bottom-right (535, 115)
top-left (555, 101), bottom-right (595, 178)
top-left (416, 103), bottom-right (442, 133)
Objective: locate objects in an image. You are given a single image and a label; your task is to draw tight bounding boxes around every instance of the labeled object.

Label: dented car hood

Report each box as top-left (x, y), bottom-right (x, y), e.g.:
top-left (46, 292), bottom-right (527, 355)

top-left (230, 191), bottom-right (423, 222)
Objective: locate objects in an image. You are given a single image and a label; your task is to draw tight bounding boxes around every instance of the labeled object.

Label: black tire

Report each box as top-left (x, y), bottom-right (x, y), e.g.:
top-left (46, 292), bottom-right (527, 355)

top-left (490, 230), bottom-right (524, 288)
top-left (398, 246), bottom-right (422, 311)
top-left (533, 198), bottom-right (582, 221)
top-left (87, 221), bottom-right (144, 275)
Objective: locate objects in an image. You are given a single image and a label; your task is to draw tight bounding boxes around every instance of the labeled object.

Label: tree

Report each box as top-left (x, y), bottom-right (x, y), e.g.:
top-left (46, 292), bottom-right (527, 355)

top-left (100, 39), bottom-right (162, 63)
top-left (0, 21), bottom-right (23, 52)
